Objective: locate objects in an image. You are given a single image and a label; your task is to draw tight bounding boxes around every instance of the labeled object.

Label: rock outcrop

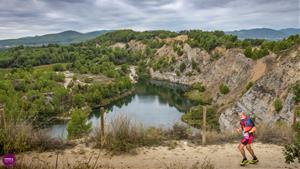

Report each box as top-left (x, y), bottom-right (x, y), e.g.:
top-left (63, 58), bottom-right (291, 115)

top-left (219, 46), bottom-right (300, 131)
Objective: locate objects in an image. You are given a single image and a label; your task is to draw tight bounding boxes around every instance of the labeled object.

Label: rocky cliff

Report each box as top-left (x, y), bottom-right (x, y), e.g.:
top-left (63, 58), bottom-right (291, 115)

top-left (111, 35), bottom-right (300, 131)
top-left (219, 46), bottom-right (300, 131)
top-left (149, 43), bottom-right (300, 131)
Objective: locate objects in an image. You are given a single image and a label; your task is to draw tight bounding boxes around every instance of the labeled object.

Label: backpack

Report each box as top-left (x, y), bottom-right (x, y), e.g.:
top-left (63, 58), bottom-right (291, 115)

top-left (249, 112), bottom-right (256, 123)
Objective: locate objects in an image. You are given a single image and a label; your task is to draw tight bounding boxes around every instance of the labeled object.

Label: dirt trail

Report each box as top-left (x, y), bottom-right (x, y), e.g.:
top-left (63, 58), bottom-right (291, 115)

top-left (251, 59), bottom-right (266, 82)
top-left (14, 142), bottom-right (300, 169)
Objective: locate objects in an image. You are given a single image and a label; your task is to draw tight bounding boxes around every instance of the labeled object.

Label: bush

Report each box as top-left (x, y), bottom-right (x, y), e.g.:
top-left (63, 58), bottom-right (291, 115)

top-left (167, 123), bottom-right (191, 140)
top-left (244, 47), bottom-right (253, 58)
top-left (192, 82), bottom-right (206, 92)
top-left (274, 98), bottom-right (283, 112)
top-left (51, 72), bottom-right (65, 82)
top-left (191, 59), bottom-right (197, 70)
top-left (179, 63), bottom-right (186, 72)
top-left (52, 64), bottom-right (65, 71)
top-left (212, 52), bottom-right (220, 60)
top-left (294, 82), bottom-right (300, 103)
top-left (175, 70), bottom-right (181, 76)
top-left (184, 90), bottom-right (212, 104)
top-left (219, 84), bottom-right (230, 95)
top-left (186, 71), bottom-right (193, 77)
top-left (67, 108), bottom-right (92, 139)
top-left (246, 81), bottom-right (254, 90)
top-left (73, 93), bottom-right (85, 108)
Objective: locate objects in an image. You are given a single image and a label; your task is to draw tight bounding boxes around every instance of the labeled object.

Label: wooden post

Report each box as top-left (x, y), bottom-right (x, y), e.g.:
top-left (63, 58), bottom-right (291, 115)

top-left (100, 107), bottom-right (105, 145)
top-left (202, 106), bottom-right (207, 146)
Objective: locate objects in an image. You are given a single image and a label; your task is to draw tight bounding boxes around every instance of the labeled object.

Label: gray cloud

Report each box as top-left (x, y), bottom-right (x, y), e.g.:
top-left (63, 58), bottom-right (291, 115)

top-left (0, 0), bottom-right (299, 39)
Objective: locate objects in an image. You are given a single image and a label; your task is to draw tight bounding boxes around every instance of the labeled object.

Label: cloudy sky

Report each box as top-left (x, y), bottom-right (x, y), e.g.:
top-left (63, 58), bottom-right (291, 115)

top-left (0, 0), bottom-right (299, 39)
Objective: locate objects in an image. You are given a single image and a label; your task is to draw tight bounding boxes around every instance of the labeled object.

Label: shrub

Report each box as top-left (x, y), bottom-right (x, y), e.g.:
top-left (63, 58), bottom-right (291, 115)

top-left (192, 82), bottom-right (206, 92)
top-left (245, 81), bottom-right (254, 91)
top-left (186, 71), bottom-right (193, 77)
top-left (179, 63), bottom-right (186, 72)
top-left (52, 64), bottom-right (65, 71)
top-left (167, 123), bottom-right (191, 140)
top-left (51, 72), bottom-right (65, 82)
top-left (212, 52), bottom-right (220, 60)
top-left (244, 47), bottom-right (253, 58)
top-left (73, 93), bottom-right (85, 108)
top-left (294, 82), bottom-right (300, 103)
top-left (67, 108), bottom-right (92, 139)
top-left (175, 70), bottom-right (181, 76)
top-left (219, 84), bottom-right (230, 95)
top-left (191, 59), bottom-right (197, 70)
top-left (184, 90), bottom-right (212, 104)
top-left (274, 98), bottom-right (283, 112)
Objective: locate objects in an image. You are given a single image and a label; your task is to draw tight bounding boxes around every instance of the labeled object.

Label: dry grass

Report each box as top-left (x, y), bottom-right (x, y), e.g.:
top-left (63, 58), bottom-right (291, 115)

top-left (91, 115), bottom-right (166, 153)
top-left (0, 123), bottom-right (73, 154)
top-left (256, 122), bottom-right (295, 144)
top-left (91, 115), bottom-right (192, 154)
top-left (190, 130), bottom-right (239, 145)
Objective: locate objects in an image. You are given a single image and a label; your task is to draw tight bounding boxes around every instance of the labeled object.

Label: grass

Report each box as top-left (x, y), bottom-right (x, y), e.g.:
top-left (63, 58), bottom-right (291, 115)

top-left (256, 122), bottom-right (295, 144)
top-left (91, 115), bottom-right (192, 154)
top-left (0, 123), bottom-right (73, 154)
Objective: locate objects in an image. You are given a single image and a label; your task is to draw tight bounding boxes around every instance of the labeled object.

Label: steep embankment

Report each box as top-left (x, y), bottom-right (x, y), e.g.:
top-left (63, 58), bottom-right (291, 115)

top-left (219, 45), bottom-right (300, 130)
top-left (15, 142), bottom-right (300, 169)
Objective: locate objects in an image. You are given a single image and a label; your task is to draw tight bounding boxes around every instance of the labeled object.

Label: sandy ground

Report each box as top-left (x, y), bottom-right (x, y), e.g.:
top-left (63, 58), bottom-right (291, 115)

top-left (251, 59), bottom-right (266, 82)
top-left (11, 142), bottom-right (300, 169)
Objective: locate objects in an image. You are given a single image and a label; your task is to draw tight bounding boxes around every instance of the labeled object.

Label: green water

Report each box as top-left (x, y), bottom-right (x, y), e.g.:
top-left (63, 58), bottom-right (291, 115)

top-left (49, 80), bottom-right (192, 138)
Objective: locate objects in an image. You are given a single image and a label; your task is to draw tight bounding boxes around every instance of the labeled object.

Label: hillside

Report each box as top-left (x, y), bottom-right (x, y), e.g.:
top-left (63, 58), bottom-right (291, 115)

top-left (226, 28), bottom-right (300, 40)
top-left (0, 30), bottom-right (111, 48)
top-left (0, 29), bottom-right (299, 131)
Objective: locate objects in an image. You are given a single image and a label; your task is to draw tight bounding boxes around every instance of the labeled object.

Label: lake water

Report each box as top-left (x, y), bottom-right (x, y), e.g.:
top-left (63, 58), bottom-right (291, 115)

top-left (49, 80), bottom-right (192, 139)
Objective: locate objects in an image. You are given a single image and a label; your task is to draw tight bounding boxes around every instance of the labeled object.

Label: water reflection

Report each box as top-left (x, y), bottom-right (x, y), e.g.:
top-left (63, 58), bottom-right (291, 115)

top-left (49, 81), bottom-right (192, 139)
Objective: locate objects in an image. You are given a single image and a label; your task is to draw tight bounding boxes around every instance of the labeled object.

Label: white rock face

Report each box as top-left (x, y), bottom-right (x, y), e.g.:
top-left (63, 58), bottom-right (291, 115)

top-left (219, 47), bottom-right (300, 131)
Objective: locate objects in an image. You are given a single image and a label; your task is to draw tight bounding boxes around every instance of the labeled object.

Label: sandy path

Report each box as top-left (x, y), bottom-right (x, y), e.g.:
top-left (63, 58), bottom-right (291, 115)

top-left (14, 142), bottom-right (300, 169)
top-left (251, 59), bottom-right (266, 82)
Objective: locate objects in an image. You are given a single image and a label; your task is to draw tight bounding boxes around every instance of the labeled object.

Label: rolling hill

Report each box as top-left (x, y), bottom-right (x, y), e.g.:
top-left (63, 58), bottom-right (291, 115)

top-left (0, 30), bottom-right (112, 48)
top-left (226, 28), bottom-right (300, 40)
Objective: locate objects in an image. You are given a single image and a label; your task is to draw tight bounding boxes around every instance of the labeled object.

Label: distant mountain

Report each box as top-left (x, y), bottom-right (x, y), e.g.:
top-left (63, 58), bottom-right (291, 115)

top-left (226, 28), bottom-right (300, 40)
top-left (0, 30), bottom-right (112, 48)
